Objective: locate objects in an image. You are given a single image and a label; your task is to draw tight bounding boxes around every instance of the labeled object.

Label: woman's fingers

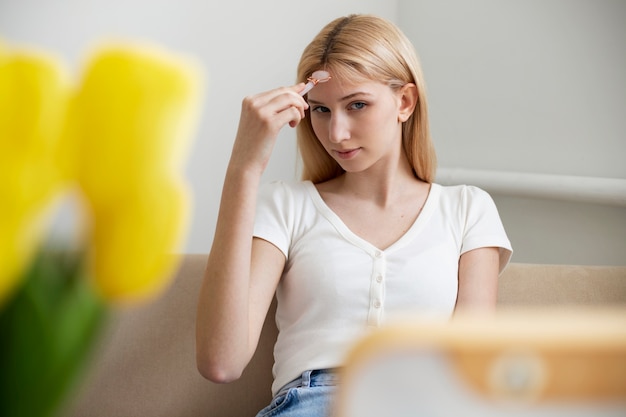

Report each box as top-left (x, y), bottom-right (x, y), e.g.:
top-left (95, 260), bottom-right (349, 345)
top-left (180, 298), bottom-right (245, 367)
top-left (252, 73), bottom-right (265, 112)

top-left (230, 84), bottom-right (307, 170)
top-left (244, 84), bottom-right (307, 132)
top-left (247, 83), bottom-right (306, 109)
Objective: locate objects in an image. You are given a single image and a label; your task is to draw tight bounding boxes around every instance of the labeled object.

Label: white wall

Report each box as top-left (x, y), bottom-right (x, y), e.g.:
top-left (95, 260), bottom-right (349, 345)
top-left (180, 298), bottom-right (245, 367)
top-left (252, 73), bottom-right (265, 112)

top-left (2, 0), bottom-right (624, 265)
top-left (402, 0), bottom-right (626, 178)
top-left (400, 0), bottom-right (626, 265)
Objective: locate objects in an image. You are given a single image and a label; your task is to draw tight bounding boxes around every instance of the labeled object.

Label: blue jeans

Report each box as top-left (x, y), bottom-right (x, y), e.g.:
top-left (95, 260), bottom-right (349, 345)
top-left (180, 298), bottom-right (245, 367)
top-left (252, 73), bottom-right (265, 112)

top-left (255, 369), bottom-right (340, 417)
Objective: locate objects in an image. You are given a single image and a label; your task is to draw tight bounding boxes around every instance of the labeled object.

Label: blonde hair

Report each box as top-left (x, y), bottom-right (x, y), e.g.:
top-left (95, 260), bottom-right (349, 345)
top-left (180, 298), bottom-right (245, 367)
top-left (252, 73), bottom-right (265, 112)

top-left (296, 14), bottom-right (436, 184)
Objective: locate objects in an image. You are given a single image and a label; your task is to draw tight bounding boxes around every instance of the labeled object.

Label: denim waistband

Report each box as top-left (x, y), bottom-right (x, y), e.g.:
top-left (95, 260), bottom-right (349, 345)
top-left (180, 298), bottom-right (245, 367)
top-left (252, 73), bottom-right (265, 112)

top-left (276, 369), bottom-right (340, 396)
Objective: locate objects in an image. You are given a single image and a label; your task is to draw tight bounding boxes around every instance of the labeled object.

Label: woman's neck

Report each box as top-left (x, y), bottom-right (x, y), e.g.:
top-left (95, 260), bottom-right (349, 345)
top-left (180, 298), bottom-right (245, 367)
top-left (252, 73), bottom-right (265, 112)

top-left (323, 152), bottom-right (425, 208)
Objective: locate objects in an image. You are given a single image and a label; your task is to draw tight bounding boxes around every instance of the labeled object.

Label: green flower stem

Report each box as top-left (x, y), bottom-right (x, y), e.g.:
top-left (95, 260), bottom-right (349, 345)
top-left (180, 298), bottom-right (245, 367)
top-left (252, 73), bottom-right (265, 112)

top-left (0, 248), bottom-right (107, 417)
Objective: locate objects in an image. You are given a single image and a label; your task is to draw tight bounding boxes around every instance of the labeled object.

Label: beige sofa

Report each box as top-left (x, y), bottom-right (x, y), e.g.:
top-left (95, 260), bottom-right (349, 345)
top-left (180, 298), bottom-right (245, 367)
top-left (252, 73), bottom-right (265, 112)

top-left (64, 254), bottom-right (626, 417)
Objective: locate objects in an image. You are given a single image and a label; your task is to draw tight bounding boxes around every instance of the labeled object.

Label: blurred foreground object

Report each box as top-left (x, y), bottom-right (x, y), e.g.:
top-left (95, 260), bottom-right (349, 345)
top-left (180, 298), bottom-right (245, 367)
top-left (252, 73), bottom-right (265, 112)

top-left (70, 42), bottom-right (202, 303)
top-left (0, 39), bottom-right (203, 417)
top-left (0, 43), bottom-right (70, 306)
top-left (335, 309), bottom-right (626, 417)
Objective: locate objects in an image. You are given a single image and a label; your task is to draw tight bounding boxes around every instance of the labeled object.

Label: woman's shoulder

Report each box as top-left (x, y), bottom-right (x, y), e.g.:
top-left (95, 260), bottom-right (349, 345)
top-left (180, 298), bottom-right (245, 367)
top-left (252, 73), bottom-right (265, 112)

top-left (435, 183), bottom-right (493, 201)
top-left (432, 183), bottom-right (497, 214)
top-left (260, 179), bottom-right (311, 194)
top-left (258, 179), bottom-right (313, 204)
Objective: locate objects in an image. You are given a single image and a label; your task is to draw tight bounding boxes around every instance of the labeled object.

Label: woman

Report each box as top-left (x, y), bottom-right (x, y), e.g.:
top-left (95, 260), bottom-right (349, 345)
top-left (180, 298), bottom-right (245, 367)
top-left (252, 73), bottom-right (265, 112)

top-left (196, 14), bottom-right (512, 417)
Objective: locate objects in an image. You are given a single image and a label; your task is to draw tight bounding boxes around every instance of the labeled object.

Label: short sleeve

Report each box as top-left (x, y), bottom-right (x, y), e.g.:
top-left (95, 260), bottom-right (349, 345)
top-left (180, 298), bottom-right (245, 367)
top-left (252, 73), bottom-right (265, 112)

top-left (460, 186), bottom-right (513, 274)
top-left (253, 180), bottom-right (292, 258)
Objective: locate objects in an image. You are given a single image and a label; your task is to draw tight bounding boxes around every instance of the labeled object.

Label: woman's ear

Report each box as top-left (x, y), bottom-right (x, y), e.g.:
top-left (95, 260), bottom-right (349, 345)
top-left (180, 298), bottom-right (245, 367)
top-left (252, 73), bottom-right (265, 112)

top-left (398, 83), bottom-right (418, 123)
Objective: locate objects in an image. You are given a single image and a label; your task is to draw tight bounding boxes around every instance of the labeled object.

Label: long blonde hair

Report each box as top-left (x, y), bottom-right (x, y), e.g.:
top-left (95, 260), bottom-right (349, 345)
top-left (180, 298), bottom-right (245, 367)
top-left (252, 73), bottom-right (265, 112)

top-left (296, 14), bottom-right (436, 184)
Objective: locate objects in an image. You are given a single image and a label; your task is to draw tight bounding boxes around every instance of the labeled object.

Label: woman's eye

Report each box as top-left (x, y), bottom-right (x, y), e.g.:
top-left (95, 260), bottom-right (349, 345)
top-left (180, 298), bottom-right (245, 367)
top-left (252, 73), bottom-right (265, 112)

top-left (349, 102), bottom-right (366, 110)
top-left (311, 105), bottom-right (330, 113)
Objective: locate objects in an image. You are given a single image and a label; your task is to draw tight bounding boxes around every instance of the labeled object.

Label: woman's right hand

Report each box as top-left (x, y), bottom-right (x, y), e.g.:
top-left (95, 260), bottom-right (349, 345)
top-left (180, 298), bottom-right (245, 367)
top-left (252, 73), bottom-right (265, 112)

top-left (229, 83), bottom-right (308, 174)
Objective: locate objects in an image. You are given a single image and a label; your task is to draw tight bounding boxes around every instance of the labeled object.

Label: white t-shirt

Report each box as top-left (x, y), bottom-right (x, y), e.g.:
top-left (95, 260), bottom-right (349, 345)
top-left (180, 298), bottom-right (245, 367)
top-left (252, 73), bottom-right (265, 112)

top-left (253, 180), bottom-right (512, 395)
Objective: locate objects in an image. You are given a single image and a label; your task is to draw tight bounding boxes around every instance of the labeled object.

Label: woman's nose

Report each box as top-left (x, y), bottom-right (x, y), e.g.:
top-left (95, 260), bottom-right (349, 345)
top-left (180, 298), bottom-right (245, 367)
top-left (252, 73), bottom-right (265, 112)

top-left (328, 113), bottom-right (350, 143)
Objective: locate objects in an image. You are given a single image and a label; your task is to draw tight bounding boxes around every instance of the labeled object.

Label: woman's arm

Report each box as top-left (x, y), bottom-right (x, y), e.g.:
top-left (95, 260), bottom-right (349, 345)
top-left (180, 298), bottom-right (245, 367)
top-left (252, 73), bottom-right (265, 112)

top-left (195, 84), bottom-right (307, 383)
top-left (455, 247), bottom-right (500, 313)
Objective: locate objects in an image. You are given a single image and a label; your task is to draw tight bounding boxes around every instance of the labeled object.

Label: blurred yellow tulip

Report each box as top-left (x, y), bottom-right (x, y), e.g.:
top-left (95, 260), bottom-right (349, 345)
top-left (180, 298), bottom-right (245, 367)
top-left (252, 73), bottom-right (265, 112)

top-left (70, 42), bottom-right (202, 302)
top-left (0, 43), bottom-right (71, 305)
top-left (1, 39), bottom-right (203, 306)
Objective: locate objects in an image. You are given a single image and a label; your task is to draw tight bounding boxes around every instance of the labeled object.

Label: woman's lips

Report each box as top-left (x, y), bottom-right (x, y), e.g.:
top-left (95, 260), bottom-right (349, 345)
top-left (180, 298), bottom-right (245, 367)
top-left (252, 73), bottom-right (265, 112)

top-left (334, 148), bottom-right (361, 160)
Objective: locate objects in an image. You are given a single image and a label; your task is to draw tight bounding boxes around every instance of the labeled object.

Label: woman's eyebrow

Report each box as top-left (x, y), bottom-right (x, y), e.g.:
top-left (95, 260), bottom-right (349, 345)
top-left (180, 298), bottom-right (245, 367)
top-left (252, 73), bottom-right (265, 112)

top-left (341, 92), bottom-right (372, 101)
top-left (308, 92), bottom-right (372, 105)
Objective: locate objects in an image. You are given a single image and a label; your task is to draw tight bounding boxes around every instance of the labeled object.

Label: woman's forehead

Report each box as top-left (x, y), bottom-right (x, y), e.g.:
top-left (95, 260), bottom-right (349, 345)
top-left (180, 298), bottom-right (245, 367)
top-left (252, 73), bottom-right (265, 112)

top-left (307, 77), bottom-right (390, 103)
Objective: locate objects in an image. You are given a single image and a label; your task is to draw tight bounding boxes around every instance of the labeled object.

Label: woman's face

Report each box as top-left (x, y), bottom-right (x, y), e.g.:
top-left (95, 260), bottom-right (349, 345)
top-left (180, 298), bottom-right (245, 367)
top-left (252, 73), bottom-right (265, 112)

top-left (306, 76), bottom-right (410, 175)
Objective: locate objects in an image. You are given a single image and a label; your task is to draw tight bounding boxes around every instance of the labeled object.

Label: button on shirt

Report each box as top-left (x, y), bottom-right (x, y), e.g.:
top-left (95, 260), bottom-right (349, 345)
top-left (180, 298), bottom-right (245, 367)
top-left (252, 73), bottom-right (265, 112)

top-left (253, 180), bottom-right (512, 395)
top-left (368, 251), bottom-right (385, 327)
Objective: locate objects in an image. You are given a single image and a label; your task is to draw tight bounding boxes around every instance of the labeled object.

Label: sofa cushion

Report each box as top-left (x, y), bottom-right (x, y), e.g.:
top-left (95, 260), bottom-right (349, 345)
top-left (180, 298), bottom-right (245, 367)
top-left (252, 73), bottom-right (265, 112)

top-left (65, 254), bottom-right (276, 417)
top-left (498, 263), bottom-right (626, 306)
